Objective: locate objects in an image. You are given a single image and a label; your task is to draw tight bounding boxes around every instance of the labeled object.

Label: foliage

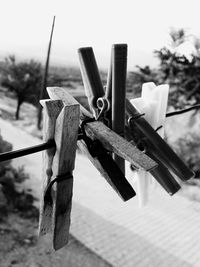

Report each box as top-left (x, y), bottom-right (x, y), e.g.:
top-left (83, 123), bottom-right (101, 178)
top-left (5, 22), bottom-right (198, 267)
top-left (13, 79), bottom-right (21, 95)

top-left (174, 133), bottom-right (200, 179)
top-left (1, 55), bottom-right (43, 119)
top-left (154, 29), bottom-right (200, 108)
top-left (0, 133), bottom-right (38, 220)
top-left (0, 133), bottom-right (12, 173)
top-left (126, 66), bottom-right (160, 97)
top-left (131, 28), bottom-right (200, 109)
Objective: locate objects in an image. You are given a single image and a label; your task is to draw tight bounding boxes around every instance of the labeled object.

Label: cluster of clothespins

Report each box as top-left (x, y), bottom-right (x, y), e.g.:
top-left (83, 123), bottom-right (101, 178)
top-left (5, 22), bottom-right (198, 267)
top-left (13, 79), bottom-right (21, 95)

top-left (0, 44), bottom-right (194, 250)
top-left (36, 44), bottom-right (194, 250)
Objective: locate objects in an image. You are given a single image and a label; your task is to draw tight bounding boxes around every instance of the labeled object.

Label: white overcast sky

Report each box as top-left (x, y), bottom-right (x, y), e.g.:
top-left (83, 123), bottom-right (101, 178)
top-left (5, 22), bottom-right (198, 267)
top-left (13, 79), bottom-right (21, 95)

top-left (0, 0), bottom-right (199, 70)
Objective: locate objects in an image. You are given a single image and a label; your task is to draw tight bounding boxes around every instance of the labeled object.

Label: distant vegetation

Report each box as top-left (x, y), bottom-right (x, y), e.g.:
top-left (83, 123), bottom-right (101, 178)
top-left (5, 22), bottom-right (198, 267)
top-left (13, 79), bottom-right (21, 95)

top-left (131, 28), bottom-right (200, 178)
top-left (0, 133), bottom-right (38, 220)
top-left (0, 55), bottom-right (42, 120)
top-left (0, 57), bottom-right (87, 120)
top-left (131, 28), bottom-right (200, 109)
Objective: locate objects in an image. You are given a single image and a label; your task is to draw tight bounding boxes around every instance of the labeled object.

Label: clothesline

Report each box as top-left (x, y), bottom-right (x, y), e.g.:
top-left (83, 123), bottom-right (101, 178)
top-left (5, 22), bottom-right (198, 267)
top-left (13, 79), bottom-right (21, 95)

top-left (166, 103), bottom-right (200, 117)
top-left (0, 103), bottom-right (199, 163)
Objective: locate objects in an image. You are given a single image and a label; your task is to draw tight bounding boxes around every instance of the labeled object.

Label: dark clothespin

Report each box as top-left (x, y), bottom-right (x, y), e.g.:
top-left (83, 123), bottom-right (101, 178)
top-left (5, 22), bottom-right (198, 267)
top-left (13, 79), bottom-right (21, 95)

top-left (78, 45), bottom-right (127, 173)
top-left (111, 44), bottom-right (127, 173)
top-left (78, 45), bottom-right (194, 198)
top-left (126, 98), bottom-right (195, 185)
top-left (78, 47), bottom-right (105, 119)
top-left (39, 99), bottom-right (80, 250)
top-left (47, 87), bottom-right (158, 202)
top-left (79, 119), bottom-right (136, 201)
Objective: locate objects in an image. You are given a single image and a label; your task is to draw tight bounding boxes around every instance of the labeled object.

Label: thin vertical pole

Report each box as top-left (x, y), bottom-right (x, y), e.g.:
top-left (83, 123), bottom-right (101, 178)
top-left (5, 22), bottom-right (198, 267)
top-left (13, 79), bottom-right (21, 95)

top-left (112, 44), bottom-right (127, 174)
top-left (37, 16), bottom-right (56, 129)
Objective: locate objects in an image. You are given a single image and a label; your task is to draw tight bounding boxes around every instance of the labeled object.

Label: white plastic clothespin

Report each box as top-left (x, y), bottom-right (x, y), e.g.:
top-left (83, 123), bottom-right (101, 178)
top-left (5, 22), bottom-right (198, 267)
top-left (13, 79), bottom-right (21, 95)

top-left (38, 99), bottom-right (80, 250)
top-left (130, 82), bottom-right (169, 207)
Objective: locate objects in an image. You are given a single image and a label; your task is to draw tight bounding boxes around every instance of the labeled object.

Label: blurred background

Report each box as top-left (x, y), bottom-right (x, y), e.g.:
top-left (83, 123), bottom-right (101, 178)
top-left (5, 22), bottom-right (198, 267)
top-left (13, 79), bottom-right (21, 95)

top-left (0, 0), bottom-right (200, 266)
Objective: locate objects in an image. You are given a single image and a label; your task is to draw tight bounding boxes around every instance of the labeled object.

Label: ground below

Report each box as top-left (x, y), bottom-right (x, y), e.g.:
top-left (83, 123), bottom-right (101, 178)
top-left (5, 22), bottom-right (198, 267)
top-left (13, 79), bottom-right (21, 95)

top-left (0, 212), bottom-right (111, 267)
top-left (1, 88), bottom-right (200, 267)
top-left (0, 89), bottom-right (112, 267)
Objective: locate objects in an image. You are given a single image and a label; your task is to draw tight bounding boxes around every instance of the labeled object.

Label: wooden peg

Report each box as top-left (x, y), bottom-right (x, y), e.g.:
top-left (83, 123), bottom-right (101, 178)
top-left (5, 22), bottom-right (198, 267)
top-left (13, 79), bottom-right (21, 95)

top-left (83, 120), bottom-right (156, 171)
top-left (77, 138), bottom-right (136, 201)
top-left (126, 98), bottom-right (194, 181)
top-left (48, 87), bottom-right (136, 201)
top-left (47, 87), bottom-right (93, 120)
top-left (39, 99), bottom-right (64, 235)
top-left (47, 87), bottom-right (157, 172)
top-left (111, 44), bottom-right (127, 174)
top-left (51, 103), bottom-right (80, 250)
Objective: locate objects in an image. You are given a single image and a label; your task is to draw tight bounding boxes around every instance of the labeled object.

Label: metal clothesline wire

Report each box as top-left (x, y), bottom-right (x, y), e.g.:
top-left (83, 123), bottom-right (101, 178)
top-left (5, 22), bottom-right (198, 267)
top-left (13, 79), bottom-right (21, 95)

top-left (0, 104), bottom-right (199, 162)
top-left (166, 103), bottom-right (200, 117)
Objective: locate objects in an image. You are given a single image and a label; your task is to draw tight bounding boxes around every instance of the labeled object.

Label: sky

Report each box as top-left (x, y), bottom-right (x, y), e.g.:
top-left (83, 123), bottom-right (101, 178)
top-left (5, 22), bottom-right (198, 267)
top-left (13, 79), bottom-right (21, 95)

top-left (0, 0), bottom-right (200, 70)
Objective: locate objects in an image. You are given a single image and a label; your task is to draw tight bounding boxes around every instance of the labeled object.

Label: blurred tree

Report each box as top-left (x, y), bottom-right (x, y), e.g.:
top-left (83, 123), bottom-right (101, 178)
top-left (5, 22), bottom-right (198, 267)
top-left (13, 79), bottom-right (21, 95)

top-left (133, 28), bottom-right (200, 109)
top-left (127, 66), bottom-right (159, 96)
top-left (155, 28), bottom-right (200, 108)
top-left (1, 55), bottom-right (42, 119)
top-left (0, 132), bottom-right (38, 219)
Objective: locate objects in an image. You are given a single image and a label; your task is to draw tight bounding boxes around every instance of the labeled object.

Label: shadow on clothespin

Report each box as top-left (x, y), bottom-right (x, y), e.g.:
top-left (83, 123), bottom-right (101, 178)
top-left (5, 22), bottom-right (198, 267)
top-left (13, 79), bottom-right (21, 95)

top-left (126, 95), bottom-right (195, 199)
top-left (38, 99), bottom-right (80, 250)
top-left (47, 87), bottom-right (158, 202)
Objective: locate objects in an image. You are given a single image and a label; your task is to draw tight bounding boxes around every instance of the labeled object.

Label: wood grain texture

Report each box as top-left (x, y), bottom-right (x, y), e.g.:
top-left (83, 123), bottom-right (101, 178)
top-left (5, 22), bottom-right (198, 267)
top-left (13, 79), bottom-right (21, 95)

top-left (38, 100), bottom-right (64, 236)
top-left (47, 87), bottom-right (92, 120)
top-left (52, 104), bottom-right (80, 250)
top-left (47, 87), bottom-right (157, 171)
top-left (84, 121), bottom-right (157, 171)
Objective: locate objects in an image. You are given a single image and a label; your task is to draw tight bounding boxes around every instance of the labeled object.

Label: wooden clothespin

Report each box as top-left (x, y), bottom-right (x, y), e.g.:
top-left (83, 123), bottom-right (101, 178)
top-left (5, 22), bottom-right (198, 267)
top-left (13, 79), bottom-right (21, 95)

top-left (78, 45), bottom-right (127, 174)
top-left (38, 99), bottom-right (80, 250)
top-left (47, 87), bottom-right (158, 202)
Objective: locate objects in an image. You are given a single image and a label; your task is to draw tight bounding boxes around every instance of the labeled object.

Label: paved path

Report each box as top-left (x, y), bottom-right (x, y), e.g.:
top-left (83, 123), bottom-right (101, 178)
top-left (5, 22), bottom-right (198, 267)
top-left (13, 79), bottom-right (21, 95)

top-left (1, 118), bottom-right (200, 267)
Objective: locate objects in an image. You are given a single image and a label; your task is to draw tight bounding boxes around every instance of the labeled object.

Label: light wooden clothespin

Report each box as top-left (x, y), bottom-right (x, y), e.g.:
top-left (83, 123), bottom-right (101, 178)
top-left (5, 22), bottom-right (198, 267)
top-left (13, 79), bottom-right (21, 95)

top-left (38, 99), bottom-right (80, 250)
top-left (47, 87), bottom-right (158, 201)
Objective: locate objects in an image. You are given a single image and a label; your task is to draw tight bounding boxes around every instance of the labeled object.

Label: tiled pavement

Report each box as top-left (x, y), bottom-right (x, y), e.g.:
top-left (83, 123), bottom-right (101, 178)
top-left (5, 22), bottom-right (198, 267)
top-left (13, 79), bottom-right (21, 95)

top-left (1, 118), bottom-right (200, 267)
top-left (72, 155), bottom-right (200, 267)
